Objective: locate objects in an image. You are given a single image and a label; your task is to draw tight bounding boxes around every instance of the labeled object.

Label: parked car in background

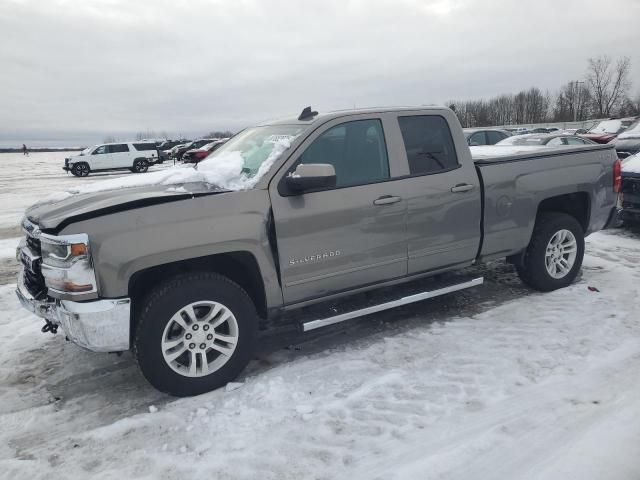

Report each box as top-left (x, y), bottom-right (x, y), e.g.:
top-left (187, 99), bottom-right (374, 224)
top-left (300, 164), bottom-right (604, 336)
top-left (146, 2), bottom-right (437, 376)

top-left (182, 139), bottom-right (228, 163)
top-left (530, 128), bottom-right (551, 134)
top-left (157, 140), bottom-right (189, 162)
top-left (168, 142), bottom-right (189, 158)
top-left (581, 117), bottom-right (637, 144)
top-left (620, 152), bottom-right (640, 225)
top-left (172, 139), bottom-right (216, 161)
top-left (463, 128), bottom-right (511, 146)
top-left (505, 127), bottom-right (531, 135)
top-left (158, 139), bottom-right (187, 151)
top-left (562, 128), bottom-right (588, 135)
top-left (611, 120), bottom-right (640, 159)
top-left (63, 142), bottom-right (158, 176)
top-left (497, 133), bottom-right (597, 147)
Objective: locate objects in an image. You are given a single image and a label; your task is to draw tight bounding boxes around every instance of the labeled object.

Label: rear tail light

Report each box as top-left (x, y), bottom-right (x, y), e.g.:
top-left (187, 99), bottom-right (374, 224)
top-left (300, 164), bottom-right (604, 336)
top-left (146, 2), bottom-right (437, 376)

top-left (195, 151), bottom-right (209, 159)
top-left (613, 159), bottom-right (622, 193)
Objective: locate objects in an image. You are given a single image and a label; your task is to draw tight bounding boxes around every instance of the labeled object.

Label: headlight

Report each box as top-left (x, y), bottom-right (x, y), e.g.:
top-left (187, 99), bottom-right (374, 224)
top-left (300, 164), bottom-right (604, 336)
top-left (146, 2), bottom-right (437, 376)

top-left (40, 233), bottom-right (97, 294)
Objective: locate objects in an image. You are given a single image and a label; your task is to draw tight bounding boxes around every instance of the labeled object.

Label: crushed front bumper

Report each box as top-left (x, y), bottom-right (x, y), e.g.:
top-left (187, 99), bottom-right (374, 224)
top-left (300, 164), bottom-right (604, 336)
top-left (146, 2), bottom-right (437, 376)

top-left (16, 272), bottom-right (131, 352)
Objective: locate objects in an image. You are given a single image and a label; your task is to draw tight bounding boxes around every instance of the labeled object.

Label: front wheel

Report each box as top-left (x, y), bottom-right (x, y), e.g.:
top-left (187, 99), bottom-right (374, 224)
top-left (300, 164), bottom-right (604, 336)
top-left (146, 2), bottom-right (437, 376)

top-left (516, 212), bottom-right (585, 291)
top-left (71, 162), bottom-right (90, 177)
top-left (134, 272), bottom-right (258, 396)
top-left (131, 158), bottom-right (149, 173)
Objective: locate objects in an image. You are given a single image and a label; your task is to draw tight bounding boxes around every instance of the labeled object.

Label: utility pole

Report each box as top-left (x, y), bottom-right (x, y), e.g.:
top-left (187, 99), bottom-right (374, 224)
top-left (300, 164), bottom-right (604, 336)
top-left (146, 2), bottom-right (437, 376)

top-left (574, 80), bottom-right (585, 122)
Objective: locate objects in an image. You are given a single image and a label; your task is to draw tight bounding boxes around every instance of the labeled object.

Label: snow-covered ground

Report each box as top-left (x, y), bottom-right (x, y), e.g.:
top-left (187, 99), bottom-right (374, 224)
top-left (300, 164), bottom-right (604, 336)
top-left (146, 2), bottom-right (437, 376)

top-left (0, 152), bottom-right (175, 236)
top-left (0, 152), bottom-right (639, 479)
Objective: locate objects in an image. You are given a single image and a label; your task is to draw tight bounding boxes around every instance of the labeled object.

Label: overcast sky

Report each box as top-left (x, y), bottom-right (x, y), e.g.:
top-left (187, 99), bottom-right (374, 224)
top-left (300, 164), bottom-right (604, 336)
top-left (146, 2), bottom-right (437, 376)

top-left (1, 0), bottom-right (638, 146)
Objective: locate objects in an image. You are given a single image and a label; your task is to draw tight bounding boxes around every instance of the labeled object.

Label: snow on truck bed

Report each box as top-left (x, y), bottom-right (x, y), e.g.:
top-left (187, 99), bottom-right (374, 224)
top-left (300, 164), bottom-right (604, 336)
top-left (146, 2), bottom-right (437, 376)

top-left (470, 143), bottom-right (610, 161)
top-left (0, 228), bottom-right (639, 479)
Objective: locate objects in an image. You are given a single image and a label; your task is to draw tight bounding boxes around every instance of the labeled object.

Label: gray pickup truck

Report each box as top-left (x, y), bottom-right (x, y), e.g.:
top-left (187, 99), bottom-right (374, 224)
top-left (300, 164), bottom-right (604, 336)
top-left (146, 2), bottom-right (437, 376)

top-left (16, 106), bottom-right (620, 396)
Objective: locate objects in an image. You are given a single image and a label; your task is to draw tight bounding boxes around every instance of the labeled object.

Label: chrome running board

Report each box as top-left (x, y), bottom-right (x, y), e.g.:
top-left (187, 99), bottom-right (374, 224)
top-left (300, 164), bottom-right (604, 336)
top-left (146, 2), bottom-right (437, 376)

top-left (302, 277), bottom-right (483, 332)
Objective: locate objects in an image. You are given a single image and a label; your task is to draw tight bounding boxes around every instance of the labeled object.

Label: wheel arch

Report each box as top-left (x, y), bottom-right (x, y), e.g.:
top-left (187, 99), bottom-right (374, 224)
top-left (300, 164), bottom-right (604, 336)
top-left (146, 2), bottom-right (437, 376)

top-left (536, 191), bottom-right (591, 232)
top-left (128, 251), bottom-right (268, 340)
top-left (508, 192), bottom-right (590, 267)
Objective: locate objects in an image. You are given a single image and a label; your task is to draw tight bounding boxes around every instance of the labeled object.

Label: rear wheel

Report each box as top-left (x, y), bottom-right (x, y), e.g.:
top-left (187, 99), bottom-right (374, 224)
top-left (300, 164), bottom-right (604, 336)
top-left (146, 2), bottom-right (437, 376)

top-left (516, 212), bottom-right (585, 291)
top-left (131, 158), bottom-right (149, 173)
top-left (134, 272), bottom-right (258, 396)
top-left (71, 162), bottom-right (90, 177)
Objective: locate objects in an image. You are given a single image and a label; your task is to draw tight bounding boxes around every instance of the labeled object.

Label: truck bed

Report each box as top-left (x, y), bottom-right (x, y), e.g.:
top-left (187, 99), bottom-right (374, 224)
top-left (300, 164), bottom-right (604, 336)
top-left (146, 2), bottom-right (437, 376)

top-left (471, 144), bottom-right (618, 261)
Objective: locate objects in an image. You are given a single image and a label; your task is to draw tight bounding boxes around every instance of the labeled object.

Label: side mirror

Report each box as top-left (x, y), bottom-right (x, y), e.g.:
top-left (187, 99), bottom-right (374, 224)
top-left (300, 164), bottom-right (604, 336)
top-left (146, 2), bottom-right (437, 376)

top-left (285, 163), bottom-right (336, 193)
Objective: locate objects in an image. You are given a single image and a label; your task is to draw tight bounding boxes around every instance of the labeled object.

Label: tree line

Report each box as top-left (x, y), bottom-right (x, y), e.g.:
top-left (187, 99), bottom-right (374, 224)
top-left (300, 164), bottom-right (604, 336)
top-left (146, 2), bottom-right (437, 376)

top-left (448, 55), bottom-right (638, 128)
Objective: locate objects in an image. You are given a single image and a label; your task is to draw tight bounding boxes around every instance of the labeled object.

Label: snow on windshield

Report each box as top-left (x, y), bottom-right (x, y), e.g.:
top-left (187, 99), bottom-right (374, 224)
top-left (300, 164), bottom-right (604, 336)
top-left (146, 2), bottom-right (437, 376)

top-left (32, 134), bottom-right (297, 207)
top-left (618, 122), bottom-right (640, 139)
top-left (589, 120), bottom-right (622, 134)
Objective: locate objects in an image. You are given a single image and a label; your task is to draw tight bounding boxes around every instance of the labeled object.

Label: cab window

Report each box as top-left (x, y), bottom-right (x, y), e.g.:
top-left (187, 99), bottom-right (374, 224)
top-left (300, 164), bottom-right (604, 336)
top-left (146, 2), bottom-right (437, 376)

top-left (398, 115), bottom-right (459, 175)
top-left (298, 119), bottom-right (389, 188)
top-left (107, 144), bottom-right (129, 153)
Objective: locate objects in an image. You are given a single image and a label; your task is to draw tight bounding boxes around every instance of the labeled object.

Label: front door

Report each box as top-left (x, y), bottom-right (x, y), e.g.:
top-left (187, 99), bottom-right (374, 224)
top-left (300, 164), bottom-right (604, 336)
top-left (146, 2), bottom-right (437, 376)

top-left (90, 145), bottom-right (111, 170)
top-left (394, 114), bottom-right (482, 274)
top-left (270, 116), bottom-right (408, 304)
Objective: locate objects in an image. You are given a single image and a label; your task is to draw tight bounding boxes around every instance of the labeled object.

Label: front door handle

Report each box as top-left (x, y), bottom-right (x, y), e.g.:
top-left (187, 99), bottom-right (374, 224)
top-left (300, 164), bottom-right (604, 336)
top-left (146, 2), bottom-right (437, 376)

top-left (373, 195), bottom-right (402, 206)
top-left (450, 183), bottom-right (475, 193)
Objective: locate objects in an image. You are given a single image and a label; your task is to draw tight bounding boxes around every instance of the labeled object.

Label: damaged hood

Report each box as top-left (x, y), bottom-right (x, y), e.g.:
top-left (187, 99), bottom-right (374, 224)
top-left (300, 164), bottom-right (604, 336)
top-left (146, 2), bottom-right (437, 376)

top-left (26, 183), bottom-right (225, 231)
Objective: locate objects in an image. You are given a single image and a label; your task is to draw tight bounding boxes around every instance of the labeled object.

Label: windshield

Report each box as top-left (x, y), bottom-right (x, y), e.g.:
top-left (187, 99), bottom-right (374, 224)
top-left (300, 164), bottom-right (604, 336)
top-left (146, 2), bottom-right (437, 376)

top-left (588, 120), bottom-right (623, 134)
top-left (79, 145), bottom-right (96, 155)
top-left (618, 121), bottom-right (640, 138)
top-left (204, 125), bottom-right (306, 177)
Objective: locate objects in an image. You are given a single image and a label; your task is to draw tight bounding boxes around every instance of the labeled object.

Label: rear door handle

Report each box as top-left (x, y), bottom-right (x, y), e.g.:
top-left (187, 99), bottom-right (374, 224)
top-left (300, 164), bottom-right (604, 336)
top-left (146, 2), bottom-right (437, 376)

top-left (450, 183), bottom-right (475, 193)
top-left (373, 195), bottom-right (402, 206)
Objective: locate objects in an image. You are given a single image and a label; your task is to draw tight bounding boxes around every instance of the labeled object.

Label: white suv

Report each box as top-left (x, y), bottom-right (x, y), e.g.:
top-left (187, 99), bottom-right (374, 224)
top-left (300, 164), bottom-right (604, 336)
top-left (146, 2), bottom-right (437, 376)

top-left (64, 142), bottom-right (159, 177)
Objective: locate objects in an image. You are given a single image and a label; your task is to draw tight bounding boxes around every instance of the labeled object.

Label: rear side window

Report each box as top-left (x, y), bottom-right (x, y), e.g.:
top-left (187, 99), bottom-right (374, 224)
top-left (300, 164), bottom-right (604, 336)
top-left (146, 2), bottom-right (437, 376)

top-left (486, 131), bottom-right (506, 144)
top-left (108, 144), bottom-right (129, 153)
top-left (133, 143), bottom-right (157, 151)
top-left (298, 119), bottom-right (389, 188)
top-left (565, 137), bottom-right (586, 145)
top-left (469, 132), bottom-right (487, 146)
top-left (398, 115), bottom-right (459, 175)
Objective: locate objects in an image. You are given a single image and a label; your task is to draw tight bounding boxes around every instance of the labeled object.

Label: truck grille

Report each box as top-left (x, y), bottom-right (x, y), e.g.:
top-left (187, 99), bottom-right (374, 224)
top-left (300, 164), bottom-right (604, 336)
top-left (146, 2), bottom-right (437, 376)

top-left (20, 226), bottom-right (47, 299)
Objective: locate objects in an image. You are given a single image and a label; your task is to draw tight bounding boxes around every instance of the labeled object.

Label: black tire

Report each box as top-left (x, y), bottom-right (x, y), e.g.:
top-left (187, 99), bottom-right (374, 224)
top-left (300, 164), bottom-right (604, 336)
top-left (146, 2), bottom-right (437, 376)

top-left (132, 158), bottom-right (149, 173)
top-left (516, 212), bottom-right (585, 292)
top-left (71, 162), bottom-right (90, 177)
top-left (134, 272), bottom-right (258, 396)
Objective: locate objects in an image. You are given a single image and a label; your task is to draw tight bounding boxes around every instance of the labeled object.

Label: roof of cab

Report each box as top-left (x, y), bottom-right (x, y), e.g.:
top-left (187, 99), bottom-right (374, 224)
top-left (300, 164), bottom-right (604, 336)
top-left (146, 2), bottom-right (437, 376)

top-left (259, 105), bottom-right (453, 126)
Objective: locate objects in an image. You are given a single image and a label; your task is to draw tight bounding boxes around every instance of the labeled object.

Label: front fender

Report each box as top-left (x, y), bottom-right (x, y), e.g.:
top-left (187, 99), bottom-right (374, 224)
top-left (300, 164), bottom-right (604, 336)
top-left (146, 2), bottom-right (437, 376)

top-left (59, 190), bottom-right (283, 309)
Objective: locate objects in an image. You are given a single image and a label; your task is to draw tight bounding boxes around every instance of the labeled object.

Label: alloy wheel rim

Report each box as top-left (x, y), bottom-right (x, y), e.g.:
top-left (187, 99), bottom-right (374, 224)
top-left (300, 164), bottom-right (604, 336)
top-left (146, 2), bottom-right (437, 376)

top-left (545, 229), bottom-right (577, 279)
top-left (161, 301), bottom-right (239, 378)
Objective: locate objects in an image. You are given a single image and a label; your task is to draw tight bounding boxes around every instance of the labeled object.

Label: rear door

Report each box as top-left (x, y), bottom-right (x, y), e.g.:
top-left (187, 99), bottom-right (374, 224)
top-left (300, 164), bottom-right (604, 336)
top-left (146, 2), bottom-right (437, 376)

top-left (393, 114), bottom-right (481, 274)
top-left (106, 143), bottom-right (131, 168)
top-left (269, 114), bottom-right (408, 304)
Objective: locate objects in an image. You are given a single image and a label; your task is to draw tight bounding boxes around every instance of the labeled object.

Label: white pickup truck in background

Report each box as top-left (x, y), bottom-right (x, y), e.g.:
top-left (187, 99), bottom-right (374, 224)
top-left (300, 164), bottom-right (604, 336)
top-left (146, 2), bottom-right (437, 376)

top-left (63, 142), bottom-right (159, 176)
